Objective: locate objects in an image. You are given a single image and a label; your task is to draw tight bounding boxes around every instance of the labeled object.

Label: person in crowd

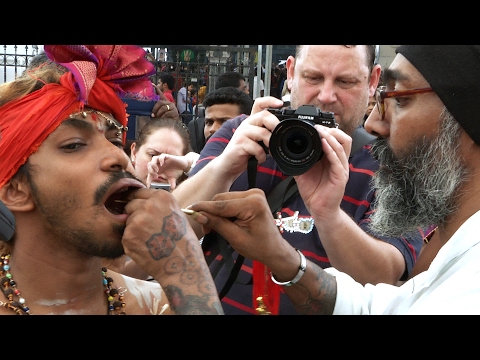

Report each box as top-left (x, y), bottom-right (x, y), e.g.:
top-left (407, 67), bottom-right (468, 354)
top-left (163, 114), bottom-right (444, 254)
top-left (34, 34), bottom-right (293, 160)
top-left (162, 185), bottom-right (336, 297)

top-left (188, 86), bottom-right (197, 115)
top-left (176, 80), bottom-right (194, 124)
top-left (364, 94), bottom-right (377, 123)
top-left (130, 118), bottom-right (196, 191)
top-left (202, 87), bottom-right (253, 144)
top-left (0, 44), bottom-right (222, 315)
top-left (192, 85), bottom-right (207, 121)
top-left (253, 66), bottom-right (265, 100)
top-left (188, 86), bottom-right (253, 154)
top-left (281, 81), bottom-right (289, 98)
top-left (188, 85), bottom-right (207, 153)
top-left (186, 45), bottom-right (480, 315)
top-left (173, 45), bottom-right (427, 315)
top-left (215, 71), bottom-right (249, 94)
top-left (281, 78), bottom-right (290, 98)
top-left (270, 66), bottom-right (280, 98)
top-left (155, 72), bottom-right (176, 103)
top-left (281, 79), bottom-right (291, 108)
top-left (275, 64), bottom-right (287, 100)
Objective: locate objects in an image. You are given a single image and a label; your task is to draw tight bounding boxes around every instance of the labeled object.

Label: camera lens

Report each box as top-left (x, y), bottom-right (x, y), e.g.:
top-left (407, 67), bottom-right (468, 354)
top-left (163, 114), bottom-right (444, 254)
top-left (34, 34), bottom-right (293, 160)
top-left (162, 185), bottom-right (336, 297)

top-left (270, 119), bottom-right (323, 176)
top-left (285, 131), bottom-right (310, 156)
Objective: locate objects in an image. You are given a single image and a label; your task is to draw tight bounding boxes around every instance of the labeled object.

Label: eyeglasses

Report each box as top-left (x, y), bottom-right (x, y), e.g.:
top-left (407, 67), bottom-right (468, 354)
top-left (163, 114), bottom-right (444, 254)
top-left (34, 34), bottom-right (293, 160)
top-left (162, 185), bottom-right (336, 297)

top-left (375, 86), bottom-right (433, 119)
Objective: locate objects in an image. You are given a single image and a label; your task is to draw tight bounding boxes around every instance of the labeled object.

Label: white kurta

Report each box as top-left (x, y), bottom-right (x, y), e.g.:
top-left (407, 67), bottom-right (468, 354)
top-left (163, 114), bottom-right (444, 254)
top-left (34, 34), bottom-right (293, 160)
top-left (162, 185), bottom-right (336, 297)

top-left (327, 209), bottom-right (480, 314)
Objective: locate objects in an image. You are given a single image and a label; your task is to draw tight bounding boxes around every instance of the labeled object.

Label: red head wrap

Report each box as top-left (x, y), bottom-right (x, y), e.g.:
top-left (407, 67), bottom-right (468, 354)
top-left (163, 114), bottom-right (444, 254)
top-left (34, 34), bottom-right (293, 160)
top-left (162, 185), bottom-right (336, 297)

top-left (0, 45), bottom-right (156, 188)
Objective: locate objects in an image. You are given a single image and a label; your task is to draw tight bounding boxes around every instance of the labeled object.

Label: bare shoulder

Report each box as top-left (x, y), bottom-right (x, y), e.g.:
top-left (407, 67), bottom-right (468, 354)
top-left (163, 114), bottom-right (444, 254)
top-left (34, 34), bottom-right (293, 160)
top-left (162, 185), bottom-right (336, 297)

top-left (110, 271), bottom-right (171, 315)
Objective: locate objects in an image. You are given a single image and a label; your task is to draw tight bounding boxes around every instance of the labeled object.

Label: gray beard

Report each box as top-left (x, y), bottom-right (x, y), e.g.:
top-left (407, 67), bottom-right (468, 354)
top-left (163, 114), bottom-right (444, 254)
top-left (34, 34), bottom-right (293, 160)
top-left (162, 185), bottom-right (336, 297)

top-left (369, 108), bottom-right (469, 238)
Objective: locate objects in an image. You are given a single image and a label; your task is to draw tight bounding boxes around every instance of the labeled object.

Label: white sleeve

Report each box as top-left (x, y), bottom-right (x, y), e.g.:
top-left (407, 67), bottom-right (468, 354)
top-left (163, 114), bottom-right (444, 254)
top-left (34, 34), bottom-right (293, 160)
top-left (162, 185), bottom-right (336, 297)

top-left (325, 267), bottom-right (407, 315)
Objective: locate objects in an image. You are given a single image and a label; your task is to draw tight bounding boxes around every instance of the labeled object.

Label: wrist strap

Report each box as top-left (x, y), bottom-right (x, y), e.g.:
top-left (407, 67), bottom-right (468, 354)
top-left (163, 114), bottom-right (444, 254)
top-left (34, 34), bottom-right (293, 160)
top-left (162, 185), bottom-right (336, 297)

top-left (270, 249), bottom-right (306, 287)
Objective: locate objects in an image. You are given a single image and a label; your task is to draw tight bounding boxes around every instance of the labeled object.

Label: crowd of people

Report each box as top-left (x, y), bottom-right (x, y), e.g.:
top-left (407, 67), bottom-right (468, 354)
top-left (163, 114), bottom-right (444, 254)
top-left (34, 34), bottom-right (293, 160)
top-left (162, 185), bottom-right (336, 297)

top-left (1, 44), bottom-right (479, 315)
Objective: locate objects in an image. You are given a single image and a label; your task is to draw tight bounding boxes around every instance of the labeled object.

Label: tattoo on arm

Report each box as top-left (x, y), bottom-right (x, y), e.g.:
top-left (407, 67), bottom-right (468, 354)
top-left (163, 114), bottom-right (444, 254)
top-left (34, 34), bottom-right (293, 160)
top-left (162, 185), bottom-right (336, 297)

top-left (146, 211), bottom-right (223, 314)
top-left (146, 211), bottom-right (185, 260)
top-left (293, 266), bottom-right (337, 315)
top-left (164, 285), bottom-right (223, 315)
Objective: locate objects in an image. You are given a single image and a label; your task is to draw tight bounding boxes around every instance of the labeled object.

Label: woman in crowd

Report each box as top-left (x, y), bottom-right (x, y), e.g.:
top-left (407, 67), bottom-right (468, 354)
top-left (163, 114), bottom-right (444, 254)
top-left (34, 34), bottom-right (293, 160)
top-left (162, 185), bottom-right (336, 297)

top-left (130, 118), bottom-right (198, 191)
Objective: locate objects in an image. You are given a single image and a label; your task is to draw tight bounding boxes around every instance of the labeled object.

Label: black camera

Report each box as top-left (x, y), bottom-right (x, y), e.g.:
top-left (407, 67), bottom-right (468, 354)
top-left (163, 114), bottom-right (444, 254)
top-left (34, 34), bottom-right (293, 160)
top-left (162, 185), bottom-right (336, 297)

top-left (267, 105), bottom-right (337, 176)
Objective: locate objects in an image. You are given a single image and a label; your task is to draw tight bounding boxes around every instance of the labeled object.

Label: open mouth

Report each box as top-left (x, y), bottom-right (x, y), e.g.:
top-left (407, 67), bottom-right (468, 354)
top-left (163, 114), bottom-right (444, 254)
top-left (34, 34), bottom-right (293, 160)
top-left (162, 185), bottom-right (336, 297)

top-left (105, 187), bottom-right (137, 215)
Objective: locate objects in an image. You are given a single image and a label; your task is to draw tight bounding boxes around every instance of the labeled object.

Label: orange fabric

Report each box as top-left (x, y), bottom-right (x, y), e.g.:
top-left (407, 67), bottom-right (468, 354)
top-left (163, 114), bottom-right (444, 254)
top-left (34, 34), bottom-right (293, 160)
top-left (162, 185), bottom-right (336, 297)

top-left (0, 83), bottom-right (80, 188)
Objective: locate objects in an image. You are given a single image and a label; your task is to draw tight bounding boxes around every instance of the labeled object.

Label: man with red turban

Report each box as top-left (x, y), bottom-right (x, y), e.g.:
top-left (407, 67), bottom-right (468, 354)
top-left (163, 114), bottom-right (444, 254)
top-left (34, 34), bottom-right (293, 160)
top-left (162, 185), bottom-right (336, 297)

top-left (0, 45), bottom-right (222, 315)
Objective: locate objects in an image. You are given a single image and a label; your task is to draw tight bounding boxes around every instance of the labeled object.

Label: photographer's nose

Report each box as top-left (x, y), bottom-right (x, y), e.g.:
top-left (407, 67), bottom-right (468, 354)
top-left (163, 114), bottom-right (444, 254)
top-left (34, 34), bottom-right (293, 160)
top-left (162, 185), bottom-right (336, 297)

top-left (316, 83), bottom-right (337, 104)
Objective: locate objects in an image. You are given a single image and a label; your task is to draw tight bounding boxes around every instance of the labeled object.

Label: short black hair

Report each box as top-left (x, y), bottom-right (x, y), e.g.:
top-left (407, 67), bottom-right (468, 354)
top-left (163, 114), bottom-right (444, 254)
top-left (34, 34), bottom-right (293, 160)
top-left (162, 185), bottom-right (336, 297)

top-left (215, 71), bottom-right (246, 89)
top-left (159, 72), bottom-right (175, 90)
top-left (203, 86), bottom-right (253, 115)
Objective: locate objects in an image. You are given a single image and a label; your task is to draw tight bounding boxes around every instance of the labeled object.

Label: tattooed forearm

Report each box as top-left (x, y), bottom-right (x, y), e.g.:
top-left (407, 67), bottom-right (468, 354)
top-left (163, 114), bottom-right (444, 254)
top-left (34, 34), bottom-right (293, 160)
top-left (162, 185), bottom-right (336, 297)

top-left (146, 211), bottom-right (219, 305)
top-left (289, 266), bottom-right (337, 315)
top-left (164, 285), bottom-right (224, 314)
top-left (146, 211), bottom-right (187, 260)
top-left (162, 250), bottom-right (216, 296)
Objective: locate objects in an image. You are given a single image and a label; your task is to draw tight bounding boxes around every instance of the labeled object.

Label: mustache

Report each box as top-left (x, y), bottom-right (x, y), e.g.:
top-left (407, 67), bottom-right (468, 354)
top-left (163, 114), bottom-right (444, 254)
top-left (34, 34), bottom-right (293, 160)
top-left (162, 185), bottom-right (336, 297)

top-left (94, 171), bottom-right (140, 205)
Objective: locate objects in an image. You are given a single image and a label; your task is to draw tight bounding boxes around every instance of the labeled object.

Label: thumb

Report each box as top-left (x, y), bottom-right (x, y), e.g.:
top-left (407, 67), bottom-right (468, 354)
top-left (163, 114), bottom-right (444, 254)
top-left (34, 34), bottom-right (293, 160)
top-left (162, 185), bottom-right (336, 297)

top-left (168, 177), bottom-right (176, 191)
top-left (146, 173), bottom-right (153, 188)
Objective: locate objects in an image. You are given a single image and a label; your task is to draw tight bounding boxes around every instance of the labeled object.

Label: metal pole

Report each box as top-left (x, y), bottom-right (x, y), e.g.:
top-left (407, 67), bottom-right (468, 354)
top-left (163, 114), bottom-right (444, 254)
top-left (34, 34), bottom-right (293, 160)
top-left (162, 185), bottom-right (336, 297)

top-left (255, 45), bottom-right (262, 99)
top-left (264, 45), bottom-right (273, 97)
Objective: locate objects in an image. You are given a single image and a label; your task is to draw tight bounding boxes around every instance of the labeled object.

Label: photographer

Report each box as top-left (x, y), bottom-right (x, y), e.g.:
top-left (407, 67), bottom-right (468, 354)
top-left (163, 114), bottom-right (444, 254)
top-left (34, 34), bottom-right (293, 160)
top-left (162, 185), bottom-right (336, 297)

top-left (173, 45), bottom-right (428, 315)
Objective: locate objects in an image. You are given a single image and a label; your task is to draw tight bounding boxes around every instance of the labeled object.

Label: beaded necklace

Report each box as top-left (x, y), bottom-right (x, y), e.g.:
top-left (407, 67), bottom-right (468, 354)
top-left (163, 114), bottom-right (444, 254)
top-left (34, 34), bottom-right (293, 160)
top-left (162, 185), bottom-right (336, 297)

top-left (0, 254), bottom-right (127, 315)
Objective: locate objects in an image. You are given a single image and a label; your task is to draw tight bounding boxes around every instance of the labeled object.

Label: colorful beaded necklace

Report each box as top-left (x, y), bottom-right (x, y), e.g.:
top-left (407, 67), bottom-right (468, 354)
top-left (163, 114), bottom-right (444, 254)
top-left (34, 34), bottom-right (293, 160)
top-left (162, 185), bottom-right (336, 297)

top-left (0, 254), bottom-right (127, 315)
